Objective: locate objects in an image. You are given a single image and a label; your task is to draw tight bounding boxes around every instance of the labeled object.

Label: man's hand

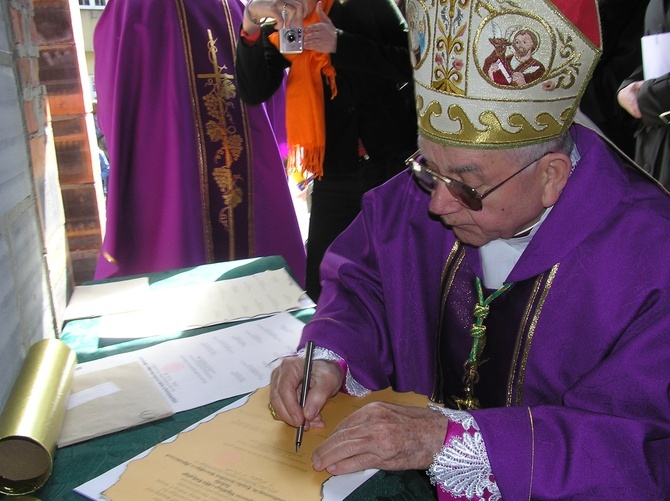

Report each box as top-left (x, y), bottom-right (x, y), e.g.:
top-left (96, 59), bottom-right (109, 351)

top-left (303, 1), bottom-right (338, 53)
top-left (311, 402), bottom-right (449, 474)
top-left (269, 357), bottom-right (343, 430)
top-left (243, 0), bottom-right (309, 34)
top-left (617, 81), bottom-right (643, 119)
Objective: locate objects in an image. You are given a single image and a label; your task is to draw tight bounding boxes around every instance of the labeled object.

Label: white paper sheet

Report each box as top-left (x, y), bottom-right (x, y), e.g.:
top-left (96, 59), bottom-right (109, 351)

top-left (98, 268), bottom-right (314, 339)
top-left (642, 32), bottom-right (670, 80)
top-left (73, 312), bottom-right (305, 413)
top-left (63, 278), bottom-right (150, 321)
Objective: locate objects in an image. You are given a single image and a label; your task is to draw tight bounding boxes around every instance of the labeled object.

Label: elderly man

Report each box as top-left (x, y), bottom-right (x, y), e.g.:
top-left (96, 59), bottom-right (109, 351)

top-left (270, 0), bottom-right (670, 498)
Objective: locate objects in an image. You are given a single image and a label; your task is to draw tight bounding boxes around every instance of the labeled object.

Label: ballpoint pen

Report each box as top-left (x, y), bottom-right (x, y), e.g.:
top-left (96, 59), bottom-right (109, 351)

top-left (295, 340), bottom-right (315, 452)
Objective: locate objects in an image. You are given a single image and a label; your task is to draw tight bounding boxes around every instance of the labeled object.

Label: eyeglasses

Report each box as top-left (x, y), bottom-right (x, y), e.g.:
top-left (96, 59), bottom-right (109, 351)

top-left (406, 150), bottom-right (550, 211)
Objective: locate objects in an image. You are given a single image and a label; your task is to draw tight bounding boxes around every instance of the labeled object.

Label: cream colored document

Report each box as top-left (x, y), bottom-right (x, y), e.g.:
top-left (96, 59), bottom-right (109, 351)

top-left (63, 277), bottom-right (150, 322)
top-left (58, 362), bottom-right (173, 447)
top-left (102, 385), bottom-right (430, 500)
top-left (98, 268), bottom-right (312, 339)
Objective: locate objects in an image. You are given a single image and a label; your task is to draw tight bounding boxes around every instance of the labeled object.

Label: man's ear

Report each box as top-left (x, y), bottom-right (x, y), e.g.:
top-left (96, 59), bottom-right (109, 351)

top-left (539, 153), bottom-right (570, 207)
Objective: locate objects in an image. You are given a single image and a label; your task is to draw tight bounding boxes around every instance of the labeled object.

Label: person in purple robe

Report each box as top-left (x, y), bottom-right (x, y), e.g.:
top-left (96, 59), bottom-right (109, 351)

top-left (267, 0), bottom-right (670, 498)
top-left (93, 0), bottom-right (306, 284)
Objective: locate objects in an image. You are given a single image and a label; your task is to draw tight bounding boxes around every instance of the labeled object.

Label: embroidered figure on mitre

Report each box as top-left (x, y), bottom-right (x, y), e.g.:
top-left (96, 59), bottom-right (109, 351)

top-left (482, 22), bottom-right (546, 87)
top-left (406, 0), bottom-right (428, 67)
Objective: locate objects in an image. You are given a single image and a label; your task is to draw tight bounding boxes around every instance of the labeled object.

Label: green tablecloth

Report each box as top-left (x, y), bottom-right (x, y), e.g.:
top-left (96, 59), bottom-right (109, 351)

top-left (3, 256), bottom-right (435, 500)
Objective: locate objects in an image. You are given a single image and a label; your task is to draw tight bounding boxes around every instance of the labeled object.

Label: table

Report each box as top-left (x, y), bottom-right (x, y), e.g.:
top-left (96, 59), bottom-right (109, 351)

top-left (5, 256), bottom-right (435, 500)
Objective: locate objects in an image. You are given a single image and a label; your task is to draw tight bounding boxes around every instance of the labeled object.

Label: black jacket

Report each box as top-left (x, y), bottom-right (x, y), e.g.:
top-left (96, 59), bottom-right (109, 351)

top-left (235, 0), bottom-right (418, 301)
top-left (619, 0), bottom-right (670, 188)
top-left (580, 0), bottom-right (650, 158)
top-left (235, 0), bottom-right (417, 180)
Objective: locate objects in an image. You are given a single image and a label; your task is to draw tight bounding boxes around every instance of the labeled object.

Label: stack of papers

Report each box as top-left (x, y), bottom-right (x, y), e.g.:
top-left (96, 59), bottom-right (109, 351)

top-left (64, 268), bottom-right (314, 339)
top-left (59, 312), bottom-right (306, 446)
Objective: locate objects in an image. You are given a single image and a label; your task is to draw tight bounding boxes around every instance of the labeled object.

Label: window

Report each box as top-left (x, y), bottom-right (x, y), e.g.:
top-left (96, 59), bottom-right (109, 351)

top-left (79, 0), bottom-right (107, 7)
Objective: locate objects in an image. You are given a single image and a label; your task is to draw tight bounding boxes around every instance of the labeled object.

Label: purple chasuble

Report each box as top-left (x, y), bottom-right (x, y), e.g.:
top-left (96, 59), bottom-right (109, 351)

top-left (300, 124), bottom-right (670, 497)
top-left (93, 0), bottom-right (305, 283)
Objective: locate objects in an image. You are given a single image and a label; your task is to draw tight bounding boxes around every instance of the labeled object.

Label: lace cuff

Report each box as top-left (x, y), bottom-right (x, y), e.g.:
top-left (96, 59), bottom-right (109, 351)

top-left (427, 405), bottom-right (502, 501)
top-left (297, 346), bottom-right (371, 397)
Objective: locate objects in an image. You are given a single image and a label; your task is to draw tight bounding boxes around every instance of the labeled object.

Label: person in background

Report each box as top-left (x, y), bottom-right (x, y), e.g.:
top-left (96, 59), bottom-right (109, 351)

top-left (235, 0), bottom-right (417, 302)
top-left (617, 0), bottom-right (670, 188)
top-left (93, 0), bottom-right (306, 283)
top-left (91, 100), bottom-right (110, 196)
top-left (579, 0), bottom-right (650, 159)
top-left (269, 0), bottom-right (670, 498)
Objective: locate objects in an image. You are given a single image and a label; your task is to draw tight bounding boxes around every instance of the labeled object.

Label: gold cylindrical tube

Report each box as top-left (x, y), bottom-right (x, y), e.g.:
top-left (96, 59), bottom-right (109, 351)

top-left (0, 339), bottom-right (77, 495)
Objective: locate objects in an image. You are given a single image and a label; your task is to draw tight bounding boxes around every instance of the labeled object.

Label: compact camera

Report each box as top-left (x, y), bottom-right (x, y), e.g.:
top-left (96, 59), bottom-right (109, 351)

top-left (279, 9), bottom-right (303, 54)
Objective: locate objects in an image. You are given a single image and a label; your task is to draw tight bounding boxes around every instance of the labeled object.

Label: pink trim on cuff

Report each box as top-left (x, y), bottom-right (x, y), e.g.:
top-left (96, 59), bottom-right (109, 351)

top-left (336, 359), bottom-right (349, 392)
top-left (443, 417), bottom-right (465, 447)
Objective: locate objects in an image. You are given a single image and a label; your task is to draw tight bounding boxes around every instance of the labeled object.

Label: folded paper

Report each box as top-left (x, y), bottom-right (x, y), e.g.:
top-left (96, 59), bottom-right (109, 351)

top-left (58, 361), bottom-right (174, 447)
top-left (642, 32), bottom-right (670, 80)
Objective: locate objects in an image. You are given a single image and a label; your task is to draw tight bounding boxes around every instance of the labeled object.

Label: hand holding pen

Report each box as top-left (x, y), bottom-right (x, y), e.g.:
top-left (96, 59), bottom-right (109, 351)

top-left (268, 342), bottom-right (345, 450)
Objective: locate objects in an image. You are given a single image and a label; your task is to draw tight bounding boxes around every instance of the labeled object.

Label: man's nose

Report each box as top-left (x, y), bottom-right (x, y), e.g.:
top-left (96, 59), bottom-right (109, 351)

top-left (429, 183), bottom-right (463, 215)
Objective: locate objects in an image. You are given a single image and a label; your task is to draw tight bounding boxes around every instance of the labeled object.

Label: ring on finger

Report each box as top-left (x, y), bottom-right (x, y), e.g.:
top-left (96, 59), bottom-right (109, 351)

top-left (268, 402), bottom-right (280, 420)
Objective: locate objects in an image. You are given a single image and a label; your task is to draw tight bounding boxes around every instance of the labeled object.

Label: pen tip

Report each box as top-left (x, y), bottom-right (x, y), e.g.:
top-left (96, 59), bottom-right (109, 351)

top-left (295, 444), bottom-right (301, 453)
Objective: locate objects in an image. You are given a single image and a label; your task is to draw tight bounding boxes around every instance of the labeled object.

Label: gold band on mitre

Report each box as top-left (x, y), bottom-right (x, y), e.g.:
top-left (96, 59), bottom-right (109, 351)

top-left (406, 0), bottom-right (602, 149)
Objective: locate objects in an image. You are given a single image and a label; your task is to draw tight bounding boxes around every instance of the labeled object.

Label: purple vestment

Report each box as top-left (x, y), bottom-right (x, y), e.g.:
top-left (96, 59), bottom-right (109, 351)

top-left (302, 125), bottom-right (670, 497)
top-left (93, 0), bottom-right (305, 284)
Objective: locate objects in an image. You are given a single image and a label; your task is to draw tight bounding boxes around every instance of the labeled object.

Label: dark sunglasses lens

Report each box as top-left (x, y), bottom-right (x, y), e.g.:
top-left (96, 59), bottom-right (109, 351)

top-left (411, 163), bottom-right (436, 192)
top-left (409, 156), bottom-right (483, 211)
top-left (450, 183), bottom-right (482, 211)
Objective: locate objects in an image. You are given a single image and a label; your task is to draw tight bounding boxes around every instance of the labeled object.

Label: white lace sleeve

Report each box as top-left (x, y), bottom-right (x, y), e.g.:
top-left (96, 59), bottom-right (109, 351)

top-left (426, 405), bottom-right (502, 501)
top-left (297, 346), bottom-right (370, 397)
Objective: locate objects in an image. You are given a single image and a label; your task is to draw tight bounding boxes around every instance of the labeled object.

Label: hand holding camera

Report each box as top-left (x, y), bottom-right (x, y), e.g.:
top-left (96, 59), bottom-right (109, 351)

top-left (244, 0), bottom-right (336, 55)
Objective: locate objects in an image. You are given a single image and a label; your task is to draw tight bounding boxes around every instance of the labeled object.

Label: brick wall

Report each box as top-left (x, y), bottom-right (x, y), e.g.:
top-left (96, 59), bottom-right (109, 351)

top-left (0, 0), bottom-right (68, 407)
top-left (34, 0), bottom-right (105, 285)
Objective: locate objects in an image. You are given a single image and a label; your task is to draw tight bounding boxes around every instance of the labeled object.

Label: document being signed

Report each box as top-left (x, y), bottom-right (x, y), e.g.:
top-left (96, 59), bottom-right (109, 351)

top-left (102, 385), bottom-right (430, 500)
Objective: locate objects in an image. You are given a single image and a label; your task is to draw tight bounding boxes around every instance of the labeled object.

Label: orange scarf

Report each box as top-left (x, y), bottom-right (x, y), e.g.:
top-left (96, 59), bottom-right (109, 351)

top-left (269, 0), bottom-right (337, 179)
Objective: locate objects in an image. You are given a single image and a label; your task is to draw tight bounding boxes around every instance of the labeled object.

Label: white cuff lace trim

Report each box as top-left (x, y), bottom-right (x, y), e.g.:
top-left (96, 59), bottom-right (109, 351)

top-left (305, 346), bottom-right (370, 397)
top-left (427, 405), bottom-right (501, 501)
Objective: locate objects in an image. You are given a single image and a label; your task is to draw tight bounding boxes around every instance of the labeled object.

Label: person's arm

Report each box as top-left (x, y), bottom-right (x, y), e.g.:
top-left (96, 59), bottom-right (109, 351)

top-left (617, 65), bottom-right (645, 118)
top-left (617, 80), bottom-right (644, 118)
top-left (636, 72), bottom-right (670, 126)
top-left (235, 2), bottom-right (291, 104)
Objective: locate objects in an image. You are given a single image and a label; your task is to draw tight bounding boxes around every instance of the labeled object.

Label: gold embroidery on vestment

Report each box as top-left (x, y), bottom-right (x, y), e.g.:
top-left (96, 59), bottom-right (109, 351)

top-left (200, 29), bottom-right (244, 259)
top-left (432, 241), bottom-right (465, 402)
top-left (515, 263), bottom-right (559, 405)
top-left (506, 274), bottom-right (544, 406)
top-left (175, 0), bottom-right (213, 260)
